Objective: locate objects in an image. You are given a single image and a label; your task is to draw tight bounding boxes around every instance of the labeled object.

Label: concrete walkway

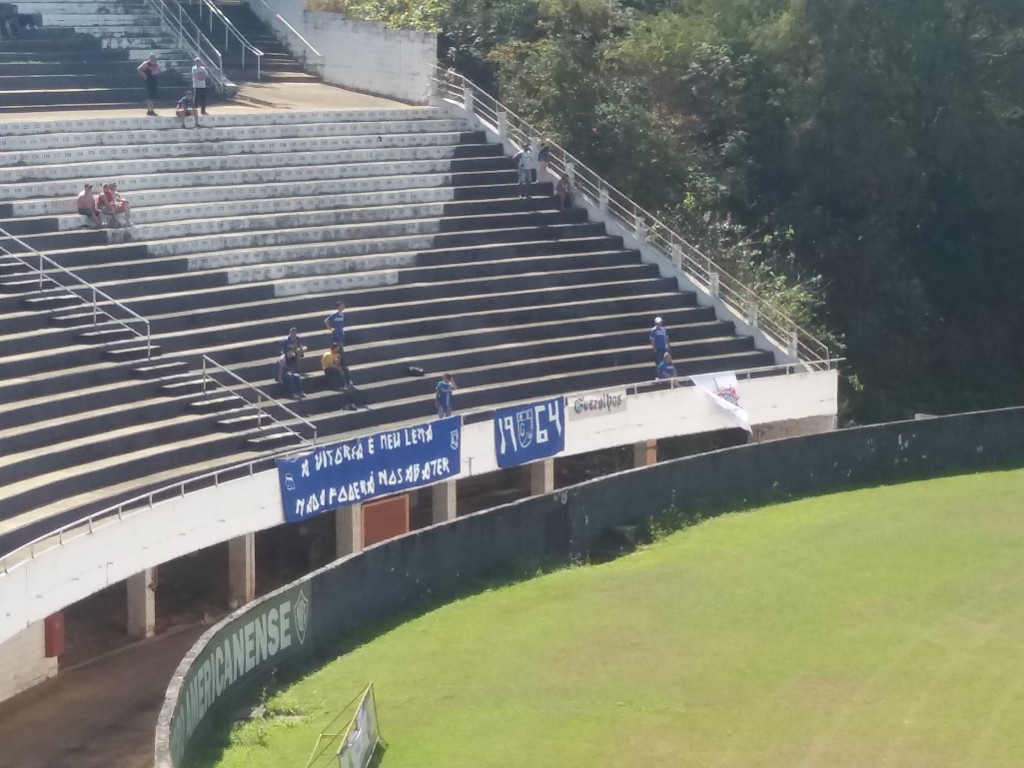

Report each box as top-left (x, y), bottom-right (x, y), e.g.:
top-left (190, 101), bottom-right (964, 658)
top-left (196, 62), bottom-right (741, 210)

top-left (0, 626), bottom-right (206, 768)
top-left (3, 80), bottom-right (415, 123)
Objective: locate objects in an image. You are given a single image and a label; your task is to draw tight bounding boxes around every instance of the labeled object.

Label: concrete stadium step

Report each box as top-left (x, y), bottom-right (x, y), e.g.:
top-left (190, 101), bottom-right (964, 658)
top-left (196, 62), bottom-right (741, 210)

top-left (0, 392), bottom-right (185, 456)
top-left (0, 129), bottom-right (485, 167)
top-left (147, 289), bottom-right (693, 358)
top-left (0, 108), bottom-right (453, 141)
top-left (0, 73), bottom-right (169, 91)
top-left (124, 196), bottom-right (563, 243)
top-left (1, 173), bottom-right (465, 219)
top-left (0, 407), bottom-right (217, 487)
top-left (0, 158), bottom-right (513, 201)
top-left (0, 142), bottom-right (505, 183)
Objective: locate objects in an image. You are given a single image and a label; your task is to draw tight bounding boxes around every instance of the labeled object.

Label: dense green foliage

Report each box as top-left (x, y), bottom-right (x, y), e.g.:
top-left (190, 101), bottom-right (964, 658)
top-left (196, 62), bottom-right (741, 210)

top-left (199, 470), bottom-right (1024, 767)
top-left (315, 0), bottom-right (1024, 422)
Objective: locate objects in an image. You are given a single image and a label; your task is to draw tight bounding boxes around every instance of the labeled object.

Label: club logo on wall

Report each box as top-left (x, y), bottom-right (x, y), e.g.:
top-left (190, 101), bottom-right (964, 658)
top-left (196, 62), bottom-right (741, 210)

top-left (294, 588), bottom-right (310, 646)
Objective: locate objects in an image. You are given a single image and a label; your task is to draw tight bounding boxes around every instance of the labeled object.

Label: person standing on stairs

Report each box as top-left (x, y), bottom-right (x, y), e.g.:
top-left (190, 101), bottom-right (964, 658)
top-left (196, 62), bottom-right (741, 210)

top-left (514, 145), bottom-right (534, 198)
top-left (191, 57), bottom-right (209, 119)
top-left (138, 53), bottom-right (161, 116)
top-left (323, 301), bottom-right (353, 387)
top-left (650, 316), bottom-right (670, 365)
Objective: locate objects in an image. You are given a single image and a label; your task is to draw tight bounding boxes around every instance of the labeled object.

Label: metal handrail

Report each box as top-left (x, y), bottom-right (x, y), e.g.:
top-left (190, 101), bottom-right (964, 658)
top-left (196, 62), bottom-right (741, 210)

top-left (187, 0), bottom-right (264, 80)
top-left (143, 0), bottom-right (228, 91)
top-left (252, 0), bottom-right (322, 60)
top-left (201, 354), bottom-right (318, 445)
top-left (432, 66), bottom-right (831, 369)
top-left (0, 227), bottom-right (152, 358)
top-left (0, 357), bottom-right (839, 576)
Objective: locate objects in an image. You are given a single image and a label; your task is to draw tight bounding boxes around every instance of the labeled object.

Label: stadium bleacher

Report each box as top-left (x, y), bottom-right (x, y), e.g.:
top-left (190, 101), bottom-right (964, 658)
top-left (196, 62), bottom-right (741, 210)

top-left (0, 107), bottom-right (773, 556)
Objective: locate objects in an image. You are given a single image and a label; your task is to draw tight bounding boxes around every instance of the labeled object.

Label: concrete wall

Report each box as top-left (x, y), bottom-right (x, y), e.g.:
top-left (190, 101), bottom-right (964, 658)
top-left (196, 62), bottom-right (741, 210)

top-left (0, 369), bottom-right (837, 653)
top-left (0, 621), bottom-right (57, 703)
top-left (245, 0), bottom-right (436, 103)
top-left (155, 405), bottom-right (1024, 767)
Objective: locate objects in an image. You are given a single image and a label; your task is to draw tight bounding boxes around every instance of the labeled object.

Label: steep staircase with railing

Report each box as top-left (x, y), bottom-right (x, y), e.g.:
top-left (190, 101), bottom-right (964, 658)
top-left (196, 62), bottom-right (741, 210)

top-left (179, 0), bottom-right (318, 85)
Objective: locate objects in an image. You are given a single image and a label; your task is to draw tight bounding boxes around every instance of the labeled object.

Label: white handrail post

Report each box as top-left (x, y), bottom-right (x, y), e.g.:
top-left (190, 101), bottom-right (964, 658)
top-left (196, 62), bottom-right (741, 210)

top-left (709, 271), bottom-right (720, 298)
top-left (257, 395), bottom-right (264, 428)
top-left (257, 54), bottom-right (261, 81)
top-left (671, 243), bottom-right (683, 269)
top-left (566, 161), bottom-right (575, 184)
top-left (747, 304), bottom-right (759, 328)
top-left (201, 356), bottom-right (208, 394)
top-left (463, 84), bottom-right (474, 113)
top-left (91, 287), bottom-right (97, 325)
top-left (496, 110), bottom-right (508, 137)
top-left (145, 320), bottom-right (152, 359)
top-left (37, 251), bottom-right (43, 292)
top-left (598, 186), bottom-right (609, 212)
top-left (788, 330), bottom-right (799, 358)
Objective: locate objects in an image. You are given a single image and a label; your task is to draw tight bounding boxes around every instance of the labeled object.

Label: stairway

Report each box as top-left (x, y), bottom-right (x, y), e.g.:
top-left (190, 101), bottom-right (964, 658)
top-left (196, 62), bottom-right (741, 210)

top-left (0, 106), bottom-right (773, 555)
top-left (182, 0), bottom-right (318, 85)
top-left (0, 2), bottom-right (190, 112)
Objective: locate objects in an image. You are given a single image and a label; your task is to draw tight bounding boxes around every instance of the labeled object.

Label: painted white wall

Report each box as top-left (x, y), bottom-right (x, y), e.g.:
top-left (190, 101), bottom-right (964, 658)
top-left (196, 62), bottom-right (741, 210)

top-left (0, 368), bottom-right (836, 655)
top-left (0, 621), bottom-right (57, 703)
top-left (245, 0), bottom-right (436, 104)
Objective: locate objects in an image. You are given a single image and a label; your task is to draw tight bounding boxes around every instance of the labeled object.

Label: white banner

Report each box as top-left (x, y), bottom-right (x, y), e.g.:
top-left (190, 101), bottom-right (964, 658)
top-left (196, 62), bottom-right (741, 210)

top-left (691, 373), bottom-right (752, 433)
top-left (567, 390), bottom-right (627, 420)
top-left (338, 684), bottom-right (380, 768)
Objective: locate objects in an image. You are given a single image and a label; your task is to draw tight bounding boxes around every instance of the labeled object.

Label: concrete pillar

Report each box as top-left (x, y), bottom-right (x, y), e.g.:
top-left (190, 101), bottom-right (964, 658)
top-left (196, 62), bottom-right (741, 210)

top-left (529, 459), bottom-right (555, 495)
top-left (227, 533), bottom-right (256, 610)
top-left (336, 503), bottom-right (363, 558)
top-left (126, 568), bottom-right (156, 640)
top-left (633, 440), bottom-right (658, 467)
top-left (432, 480), bottom-right (457, 524)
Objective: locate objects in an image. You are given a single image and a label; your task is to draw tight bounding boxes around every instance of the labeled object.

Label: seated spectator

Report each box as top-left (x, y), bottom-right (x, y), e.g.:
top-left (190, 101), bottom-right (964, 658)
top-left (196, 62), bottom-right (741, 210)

top-left (275, 348), bottom-right (305, 400)
top-left (555, 175), bottom-right (573, 210)
top-left (175, 90), bottom-right (197, 127)
top-left (108, 182), bottom-right (132, 225)
top-left (656, 352), bottom-right (678, 380)
top-left (97, 183), bottom-right (128, 228)
top-left (322, 343), bottom-right (345, 391)
top-left (76, 183), bottom-right (101, 228)
top-left (0, 4), bottom-right (21, 38)
top-left (281, 327), bottom-right (306, 358)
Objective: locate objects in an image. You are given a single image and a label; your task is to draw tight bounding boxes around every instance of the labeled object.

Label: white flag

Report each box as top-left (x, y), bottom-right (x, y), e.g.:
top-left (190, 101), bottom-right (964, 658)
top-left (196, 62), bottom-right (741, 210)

top-left (691, 372), bottom-right (752, 432)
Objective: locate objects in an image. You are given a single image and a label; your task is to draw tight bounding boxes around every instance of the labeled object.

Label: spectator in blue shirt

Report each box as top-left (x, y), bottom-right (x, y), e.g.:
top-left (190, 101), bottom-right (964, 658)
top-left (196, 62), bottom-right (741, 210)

top-left (323, 301), bottom-right (346, 348)
top-left (435, 373), bottom-right (456, 417)
top-left (656, 352), bottom-right (677, 380)
top-left (650, 316), bottom-right (670, 363)
top-left (281, 327), bottom-right (306, 359)
top-left (276, 348), bottom-right (305, 399)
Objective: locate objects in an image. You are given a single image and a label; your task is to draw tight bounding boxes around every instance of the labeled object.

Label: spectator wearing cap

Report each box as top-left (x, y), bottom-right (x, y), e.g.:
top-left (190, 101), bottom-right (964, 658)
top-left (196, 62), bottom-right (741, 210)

top-left (175, 90), bottom-right (197, 128)
top-left (191, 57), bottom-right (209, 117)
top-left (76, 183), bottom-right (101, 228)
top-left (650, 316), bottom-right (670, 365)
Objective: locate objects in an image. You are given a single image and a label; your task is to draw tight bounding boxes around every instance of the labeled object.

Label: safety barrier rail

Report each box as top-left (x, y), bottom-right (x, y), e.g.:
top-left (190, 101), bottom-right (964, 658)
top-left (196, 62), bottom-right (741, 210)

top-left (201, 354), bottom-right (318, 446)
top-left (144, 0), bottom-right (230, 92)
top-left (0, 357), bottom-right (838, 575)
top-left (252, 0), bottom-right (323, 64)
top-left (186, 0), bottom-right (264, 80)
top-left (431, 66), bottom-right (830, 369)
top-left (0, 227), bottom-right (152, 358)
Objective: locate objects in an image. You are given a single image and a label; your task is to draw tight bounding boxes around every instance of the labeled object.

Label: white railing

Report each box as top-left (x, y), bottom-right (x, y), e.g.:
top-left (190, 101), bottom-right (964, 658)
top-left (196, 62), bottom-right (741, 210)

top-left (186, 0), bottom-right (264, 80)
top-left (201, 354), bottom-right (318, 445)
top-left (432, 67), bottom-right (831, 370)
top-left (251, 0), bottom-right (323, 66)
top-left (0, 357), bottom-right (838, 575)
top-left (144, 0), bottom-right (230, 92)
top-left (0, 227), bottom-right (153, 358)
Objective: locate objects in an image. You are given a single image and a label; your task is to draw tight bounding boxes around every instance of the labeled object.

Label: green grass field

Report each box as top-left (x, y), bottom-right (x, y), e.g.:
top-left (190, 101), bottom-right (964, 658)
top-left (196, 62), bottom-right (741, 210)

top-left (198, 469), bottom-right (1024, 768)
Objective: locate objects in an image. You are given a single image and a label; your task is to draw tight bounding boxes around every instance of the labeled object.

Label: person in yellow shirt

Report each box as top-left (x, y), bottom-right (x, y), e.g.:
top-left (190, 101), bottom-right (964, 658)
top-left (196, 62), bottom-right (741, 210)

top-left (322, 343), bottom-right (351, 390)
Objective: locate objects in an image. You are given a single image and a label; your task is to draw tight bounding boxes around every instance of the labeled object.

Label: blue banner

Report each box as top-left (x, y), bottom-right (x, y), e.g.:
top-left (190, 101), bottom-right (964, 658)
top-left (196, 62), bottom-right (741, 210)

top-left (493, 397), bottom-right (565, 468)
top-left (277, 416), bottom-right (462, 523)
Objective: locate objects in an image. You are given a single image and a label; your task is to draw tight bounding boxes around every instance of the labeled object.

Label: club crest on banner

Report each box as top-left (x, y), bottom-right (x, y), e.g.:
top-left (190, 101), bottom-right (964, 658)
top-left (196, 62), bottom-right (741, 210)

top-left (516, 410), bottom-right (535, 448)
